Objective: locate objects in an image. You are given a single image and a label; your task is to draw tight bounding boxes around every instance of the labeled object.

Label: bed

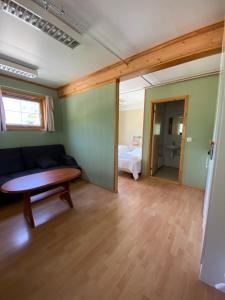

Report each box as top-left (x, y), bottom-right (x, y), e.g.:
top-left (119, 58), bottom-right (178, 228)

top-left (118, 145), bottom-right (142, 180)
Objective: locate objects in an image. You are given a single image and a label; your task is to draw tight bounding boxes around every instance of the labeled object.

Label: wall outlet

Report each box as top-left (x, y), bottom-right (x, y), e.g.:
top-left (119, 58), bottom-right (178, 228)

top-left (187, 137), bottom-right (192, 143)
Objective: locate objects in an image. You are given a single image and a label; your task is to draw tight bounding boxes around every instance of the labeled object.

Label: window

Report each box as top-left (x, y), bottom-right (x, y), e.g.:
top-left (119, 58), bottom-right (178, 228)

top-left (2, 90), bottom-right (45, 130)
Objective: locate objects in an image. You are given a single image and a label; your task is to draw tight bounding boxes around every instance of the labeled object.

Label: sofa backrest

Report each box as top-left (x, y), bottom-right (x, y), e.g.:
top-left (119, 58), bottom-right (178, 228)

top-left (0, 147), bottom-right (25, 176)
top-left (21, 144), bottom-right (66, 169)
top-left (0, 144), bottom-right (66, 175)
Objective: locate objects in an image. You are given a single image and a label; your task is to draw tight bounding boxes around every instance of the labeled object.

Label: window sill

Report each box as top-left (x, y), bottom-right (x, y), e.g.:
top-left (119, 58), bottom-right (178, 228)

top-left (6, 126), bottom-right (46, 132)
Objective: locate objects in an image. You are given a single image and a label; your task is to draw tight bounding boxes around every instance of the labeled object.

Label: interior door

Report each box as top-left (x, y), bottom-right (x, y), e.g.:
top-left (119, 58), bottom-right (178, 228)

top-left (202, 141), bottom-right (215, 233)
top-left (200, 30), bottom-right (225, 289)
top-left (150, 104), bottom-right (161, 175)
top-left (202, 44), bottom-right (225, 236)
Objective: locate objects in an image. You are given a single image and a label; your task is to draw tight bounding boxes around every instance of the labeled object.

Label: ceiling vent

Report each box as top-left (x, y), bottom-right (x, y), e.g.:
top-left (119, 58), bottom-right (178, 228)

top-left (1, 0), bottom-right (80, 49)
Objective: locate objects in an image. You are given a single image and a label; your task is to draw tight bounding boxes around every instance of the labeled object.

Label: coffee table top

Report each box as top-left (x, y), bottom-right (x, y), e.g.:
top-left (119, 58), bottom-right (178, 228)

top-left (1, 168), bottom-right (81, 193)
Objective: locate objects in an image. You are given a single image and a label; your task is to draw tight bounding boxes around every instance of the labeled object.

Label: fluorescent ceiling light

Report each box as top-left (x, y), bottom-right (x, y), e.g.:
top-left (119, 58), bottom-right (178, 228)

top-left (1, 0), bottom-right (80, 49)
top-left (0, 59), bottom-right (38, 78)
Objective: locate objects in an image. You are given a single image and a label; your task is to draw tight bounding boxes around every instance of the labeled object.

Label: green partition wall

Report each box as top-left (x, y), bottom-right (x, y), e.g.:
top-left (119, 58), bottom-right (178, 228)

top-left (142, 75), bottom-right (219, 189)
top-left (0, 73), bottom-right (219, 191)
top-left (0, 75), bottom-right (62, 148)
top-left (0, 76), bottom-right (118, 191)
top-left (61, 82), bottom-right (118, 191)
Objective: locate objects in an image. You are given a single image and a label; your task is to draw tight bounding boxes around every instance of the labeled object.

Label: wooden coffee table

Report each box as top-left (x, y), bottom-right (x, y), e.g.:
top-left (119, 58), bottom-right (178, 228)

top-left (1, 168), bottom-right (81, 228)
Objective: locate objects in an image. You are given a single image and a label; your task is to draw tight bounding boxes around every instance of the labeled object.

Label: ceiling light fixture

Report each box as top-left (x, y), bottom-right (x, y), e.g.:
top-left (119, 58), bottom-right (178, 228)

top-left (0, 59), bottom-right (38, 78)
top-left (1, 0), bottom-right (80, 49)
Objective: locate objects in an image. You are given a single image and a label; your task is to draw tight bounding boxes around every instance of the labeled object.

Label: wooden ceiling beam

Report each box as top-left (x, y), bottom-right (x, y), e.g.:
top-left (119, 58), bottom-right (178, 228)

top-left (58, 21), bottom-right (224, 98)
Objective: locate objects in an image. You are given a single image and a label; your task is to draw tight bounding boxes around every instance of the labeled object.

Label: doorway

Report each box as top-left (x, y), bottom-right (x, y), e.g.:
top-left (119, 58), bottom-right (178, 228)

top-left (117, 85), bottom-right (145, 181)
top-left (149, 96), bottom-right (188, 183)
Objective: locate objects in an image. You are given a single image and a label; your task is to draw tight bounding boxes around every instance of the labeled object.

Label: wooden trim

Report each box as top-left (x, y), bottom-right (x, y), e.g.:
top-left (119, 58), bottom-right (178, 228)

top-left (147, 175), bottom-right (204, 191)
top-left (2, 88), bottom-right (44, 101)
top-left (113, 79), bottom-right (120, 193)
top-left (149, 102), bottom-right (156, 176)
top-left (6, 126), bottom-right (45, 131)
top-left (148, 96), bottom-right (189, 184)
top-left (141, 89), bottom-right (147, 174)
top-left (179, 96), bottom-right (189, 183)
top-left (2, 88), bottom-right (46, 131)
top-left (151, 96), bottom-right (188, 104)
top-left (182, 184), bottom-right (205, 193)
top-left (58, 21), bottom-right (224, 98)
top-left (145, 94), bottom-right (153, 176)
top-left (59, 79), bottom-right (118, 99)
top-left (0, 73), bottom-right (57, 91)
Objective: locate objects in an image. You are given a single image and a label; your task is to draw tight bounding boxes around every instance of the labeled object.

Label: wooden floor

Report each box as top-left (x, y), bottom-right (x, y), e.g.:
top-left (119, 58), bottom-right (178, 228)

top-left (0, 174), bottom-right (224, 300)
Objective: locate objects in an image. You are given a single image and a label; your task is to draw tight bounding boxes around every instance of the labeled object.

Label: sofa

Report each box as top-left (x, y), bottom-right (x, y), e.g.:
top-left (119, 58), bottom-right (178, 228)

top-left (0, 144), bottom-right (81, 204)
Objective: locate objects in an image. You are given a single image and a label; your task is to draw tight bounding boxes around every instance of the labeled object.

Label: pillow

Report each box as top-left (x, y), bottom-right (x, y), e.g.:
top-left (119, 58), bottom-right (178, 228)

top-left (130, 147), bottom-right (142, 157)
top-left (127, 145), bottom-right (136, 152)
top-left (36, 156), bottom-right (59, 169)
top-left (118, 145), bottom-right (128, 154)
top-left (61, 155), bottom-right (80, 168)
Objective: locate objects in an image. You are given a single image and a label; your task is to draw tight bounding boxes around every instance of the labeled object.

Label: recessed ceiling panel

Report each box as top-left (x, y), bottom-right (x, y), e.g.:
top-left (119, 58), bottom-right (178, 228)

top-left (119, 89), bottom-right (145, 111)
top-left (144, 54), bottom-right (221, 85)
top-left (120, 77), bottom-right (149, 93)
top-left (120, 54), bottom-right (221, 97)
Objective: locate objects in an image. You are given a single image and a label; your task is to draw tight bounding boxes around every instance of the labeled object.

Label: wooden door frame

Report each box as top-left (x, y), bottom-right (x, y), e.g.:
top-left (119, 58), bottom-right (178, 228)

top-left (113, 79), bottom-right (120, 193)
top-left (149, 95), bottom-right (189, 184)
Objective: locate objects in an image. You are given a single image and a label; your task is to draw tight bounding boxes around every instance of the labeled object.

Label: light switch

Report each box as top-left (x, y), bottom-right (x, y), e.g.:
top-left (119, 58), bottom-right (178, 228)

top-left (187, 137), bottom-right (192, 143)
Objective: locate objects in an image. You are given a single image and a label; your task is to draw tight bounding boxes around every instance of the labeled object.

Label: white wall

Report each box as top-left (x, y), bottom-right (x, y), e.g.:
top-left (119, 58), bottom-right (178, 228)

top-left (119, 108), bottom-right (144, 146)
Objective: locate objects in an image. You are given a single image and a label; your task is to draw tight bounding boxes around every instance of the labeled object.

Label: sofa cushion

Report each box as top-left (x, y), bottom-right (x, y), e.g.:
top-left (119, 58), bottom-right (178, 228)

top-left (47, 164), bottom-right (79, 171)
top-left (8, 170), bottom-right (39, 180)
top-left (61, 155), bottom-right (80, 168)
top-left (36, 156), bottom-right (59, 169)
top-left (21, 144), bottom-right (66, 170)
top-left (0, 148), bottom-right (25, 176)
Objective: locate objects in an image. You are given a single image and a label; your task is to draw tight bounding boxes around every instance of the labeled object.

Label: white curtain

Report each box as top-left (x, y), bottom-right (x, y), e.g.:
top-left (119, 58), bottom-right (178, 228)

top-left (45, 96), bottom-right (55, 132)
top-left (0, 89), bottom-right (6, 132)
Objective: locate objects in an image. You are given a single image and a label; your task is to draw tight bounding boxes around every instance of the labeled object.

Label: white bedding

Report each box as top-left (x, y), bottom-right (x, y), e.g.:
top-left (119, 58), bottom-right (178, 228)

top-left (118, 145), bottom-right (142, 180)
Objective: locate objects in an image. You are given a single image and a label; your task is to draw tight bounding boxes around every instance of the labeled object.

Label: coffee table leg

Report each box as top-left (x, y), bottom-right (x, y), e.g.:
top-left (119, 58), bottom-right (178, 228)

top-left (60, 182), bottom-right (74, 208)
top-left (23, 192), bottom-right (35, 228)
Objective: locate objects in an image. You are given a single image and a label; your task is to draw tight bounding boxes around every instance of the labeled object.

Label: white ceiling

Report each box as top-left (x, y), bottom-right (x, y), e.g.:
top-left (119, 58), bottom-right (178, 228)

top-left (120, 89), bottom-right (145, 111)
top-left (144, 54), bottom-right (221, 86)
top-left (120, 54), bottom-right (221, 110)
top-left (0, 0), bottom-right (224, 87)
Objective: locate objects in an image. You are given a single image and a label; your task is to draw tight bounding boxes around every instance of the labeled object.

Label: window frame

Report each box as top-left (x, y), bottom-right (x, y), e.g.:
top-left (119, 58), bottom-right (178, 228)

top-left (2, 89), bottom-right (46, 131)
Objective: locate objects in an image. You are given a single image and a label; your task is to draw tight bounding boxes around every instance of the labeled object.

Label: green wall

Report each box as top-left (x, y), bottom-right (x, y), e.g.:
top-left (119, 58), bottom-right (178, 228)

top-left (0, 76), bottom-right (117, 191)
top-left (0, 75), bottom-right (62, 148)
top-left (1, 74), bottom-right (218, 190)
top-left (142, 75), bottom-right (219, 189)
top-left (61, 83), bottom-right (117, 191)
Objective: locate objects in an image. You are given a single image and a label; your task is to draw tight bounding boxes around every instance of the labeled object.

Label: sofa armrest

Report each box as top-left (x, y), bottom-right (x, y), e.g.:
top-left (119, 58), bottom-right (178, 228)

top-left (62, 155), bottom-right (81, 171)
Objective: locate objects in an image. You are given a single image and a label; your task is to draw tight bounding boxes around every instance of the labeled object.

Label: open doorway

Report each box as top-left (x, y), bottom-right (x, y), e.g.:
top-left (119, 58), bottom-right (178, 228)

top-left (150, 97), bottom-right (188, 183)
top-left (118, 86), bottom-right (145, 180)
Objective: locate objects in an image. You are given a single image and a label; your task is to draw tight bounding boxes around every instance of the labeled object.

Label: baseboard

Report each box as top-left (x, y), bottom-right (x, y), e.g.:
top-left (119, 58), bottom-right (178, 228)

top-left (79, 176), bottom-right (116, 193)
top-left (182, 184), bottom-right (205, 193)
top-left (80, 174), bottom-right (204, 193)
top-left (141, 174), bottom-right (205, 192)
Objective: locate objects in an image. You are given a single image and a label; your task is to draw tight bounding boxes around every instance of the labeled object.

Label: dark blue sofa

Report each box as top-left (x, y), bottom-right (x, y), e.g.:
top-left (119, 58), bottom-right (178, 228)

top-left (0, 144), bottom-right (81, 204)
